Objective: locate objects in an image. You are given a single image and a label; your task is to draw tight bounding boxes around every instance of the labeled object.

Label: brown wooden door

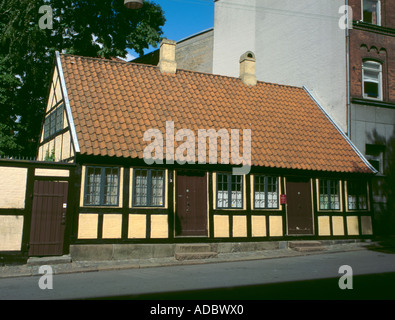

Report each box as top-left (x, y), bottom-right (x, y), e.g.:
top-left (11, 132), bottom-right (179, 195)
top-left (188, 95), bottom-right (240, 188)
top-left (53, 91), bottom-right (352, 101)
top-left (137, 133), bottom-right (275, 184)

top-left (29, 180), bottom-right (68, 256)
top-left (286, 178), bottom-right (313, 235)
top-left (175, 172), bottom-right (208, 236)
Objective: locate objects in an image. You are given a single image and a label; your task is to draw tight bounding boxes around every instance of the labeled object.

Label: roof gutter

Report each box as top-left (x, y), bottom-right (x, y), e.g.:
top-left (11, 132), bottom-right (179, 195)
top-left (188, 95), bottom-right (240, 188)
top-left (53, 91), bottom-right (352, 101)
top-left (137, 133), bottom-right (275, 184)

top-left (303, 86), bottom-right (377, 174)
top-left (56, 51), bottom-right (80, 154)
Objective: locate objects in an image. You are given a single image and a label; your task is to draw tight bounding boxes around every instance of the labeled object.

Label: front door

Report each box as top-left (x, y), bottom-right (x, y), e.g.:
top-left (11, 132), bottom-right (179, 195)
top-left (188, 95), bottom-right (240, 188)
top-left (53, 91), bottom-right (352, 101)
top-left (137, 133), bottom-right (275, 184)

top-left (29, 180), bottom-right (68, 256)
top-left (286, 177), bottom-right (313, 235)
top-left (175, 171), bottom-right (208, 236)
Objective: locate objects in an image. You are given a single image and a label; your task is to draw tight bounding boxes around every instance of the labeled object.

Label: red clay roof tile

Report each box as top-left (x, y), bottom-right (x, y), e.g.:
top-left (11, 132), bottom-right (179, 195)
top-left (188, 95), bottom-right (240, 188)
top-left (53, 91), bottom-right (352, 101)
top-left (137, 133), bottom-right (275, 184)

top-left (60, 54), bottom-right (373, 174)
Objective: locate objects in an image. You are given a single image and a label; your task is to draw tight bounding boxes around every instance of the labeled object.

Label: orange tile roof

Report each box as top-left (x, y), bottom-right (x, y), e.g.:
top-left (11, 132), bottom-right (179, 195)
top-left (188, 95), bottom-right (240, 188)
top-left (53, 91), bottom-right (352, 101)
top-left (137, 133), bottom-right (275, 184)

top-left (60, 54), bottom-right (373, 174)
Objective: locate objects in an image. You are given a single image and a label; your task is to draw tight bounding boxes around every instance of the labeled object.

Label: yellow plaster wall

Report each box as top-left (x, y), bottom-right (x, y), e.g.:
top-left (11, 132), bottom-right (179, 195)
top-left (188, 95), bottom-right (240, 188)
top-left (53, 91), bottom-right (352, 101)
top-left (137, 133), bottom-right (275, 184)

top-left (361, 216), bottom-right (373, 235)
top-left (128, 214), bottom-right (147, 239)
top-left (233, 215), bottom-right (247, 237)
top-left (0, 215), bottom-right (24, 251)
top-left (150, 215), bottom-right (168, 238)
top-left (269, 216), bottom-right (283, 237)
top-left (35, 168), bottom-right (70, 177)
top-left (251, 215), bottom-right (267, 237)
top-left (102, 214), bottom-right (122, 239)
top-left (332, 216), bottom-right (345, 236)
top-left (0, 167), bottom-right (28, 209)
top-left (318, 216), bottom-right (331, 236)
top-left (214, 215), bottom-right (229, 237)
top-left (77, 214), bottom-right (98, 239)
top-left (347, 216), bottom-right (359, 236)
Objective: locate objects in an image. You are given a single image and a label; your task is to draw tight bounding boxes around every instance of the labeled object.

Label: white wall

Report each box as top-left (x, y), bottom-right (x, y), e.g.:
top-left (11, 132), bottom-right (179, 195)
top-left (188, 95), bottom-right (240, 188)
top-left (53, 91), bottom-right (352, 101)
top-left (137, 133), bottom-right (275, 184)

top-left (213, 0), bottom-right (348, 131)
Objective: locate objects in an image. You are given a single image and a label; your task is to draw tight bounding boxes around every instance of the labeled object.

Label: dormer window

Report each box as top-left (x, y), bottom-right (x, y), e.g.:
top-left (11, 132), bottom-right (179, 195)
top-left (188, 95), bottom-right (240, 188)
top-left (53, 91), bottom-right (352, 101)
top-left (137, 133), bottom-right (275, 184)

top-left (362, 0), bottom-right (380, 25)
top-left (362, 60), bottom-right (382, 100)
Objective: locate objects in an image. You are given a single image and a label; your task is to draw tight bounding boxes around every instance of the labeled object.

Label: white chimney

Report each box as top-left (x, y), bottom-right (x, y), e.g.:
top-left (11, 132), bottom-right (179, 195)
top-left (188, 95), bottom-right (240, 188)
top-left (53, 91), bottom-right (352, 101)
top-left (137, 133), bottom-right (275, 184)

top-left (239, 51), bottom-right (257, 86)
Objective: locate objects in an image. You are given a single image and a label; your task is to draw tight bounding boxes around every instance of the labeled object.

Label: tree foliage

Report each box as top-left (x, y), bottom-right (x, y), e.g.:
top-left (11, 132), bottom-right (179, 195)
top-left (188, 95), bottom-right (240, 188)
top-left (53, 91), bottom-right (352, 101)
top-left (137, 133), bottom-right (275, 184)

top-left (0, 0), bottom-right (165, 156)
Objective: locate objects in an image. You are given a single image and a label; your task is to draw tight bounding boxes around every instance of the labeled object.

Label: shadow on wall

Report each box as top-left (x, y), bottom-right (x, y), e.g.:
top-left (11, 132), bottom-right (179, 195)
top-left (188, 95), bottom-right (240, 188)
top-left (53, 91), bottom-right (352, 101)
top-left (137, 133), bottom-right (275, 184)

top-left (367, 127), bottom-right (395, 237)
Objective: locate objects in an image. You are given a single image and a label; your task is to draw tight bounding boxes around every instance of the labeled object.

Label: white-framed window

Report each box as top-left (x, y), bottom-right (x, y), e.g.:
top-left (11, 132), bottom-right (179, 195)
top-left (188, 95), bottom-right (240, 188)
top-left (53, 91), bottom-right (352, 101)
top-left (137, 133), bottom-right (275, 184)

top-left (254, 175), bottom-right (279, 209)
top-left (362, 60), bottom-right (382, 100)
top-left (362, 0), bottom-right (381, 25)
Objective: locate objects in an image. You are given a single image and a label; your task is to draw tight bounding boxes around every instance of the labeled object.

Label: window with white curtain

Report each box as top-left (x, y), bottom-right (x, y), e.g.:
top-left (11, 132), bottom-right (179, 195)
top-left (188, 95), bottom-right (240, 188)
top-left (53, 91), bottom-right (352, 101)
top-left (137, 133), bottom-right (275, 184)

top-left (217, 173), bottom-right (243, 209)
top-left (319, 179), bottom-right (340, 210)
top-left (84, 166), bottom-right (120, 206)
top-left (133, 169), bottom-right (165, 207)
top-left (254, 175), bottom-right (279, 209)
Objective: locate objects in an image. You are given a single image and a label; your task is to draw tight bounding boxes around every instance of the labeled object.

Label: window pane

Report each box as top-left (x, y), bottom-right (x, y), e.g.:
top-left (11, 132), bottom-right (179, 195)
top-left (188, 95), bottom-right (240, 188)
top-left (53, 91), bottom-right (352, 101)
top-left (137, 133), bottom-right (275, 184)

top-left (267, 177), bottom-right (278, 208)
top-left (330, 180), bottom-right (340, 209)
top-left (85, 167), bottom-right (101, 205)
top-left (150, 170), bottom-right (164, 206)
top-left (55, 105), bottom-right (64, 132)
top-left (364, 81), bottom-right (379, 98)
top-left (44, 117), bottom-right (50, 140)
top-left (104, 168), bottom-right (119, 205)
top-left (217, 174), bottom-right (228, 208)
top-left (363, 61), bottom-right (381, 99)
top-left (363, 0), bottom-right (379, 24)
top-left (348, 181), bottom-right (367, 210)
top-left (134, 169), bottom-right (148, 206)
top-left (231, 175), bottom-right (243, 208)
top-left (319, 180), bottom-right (329, 210)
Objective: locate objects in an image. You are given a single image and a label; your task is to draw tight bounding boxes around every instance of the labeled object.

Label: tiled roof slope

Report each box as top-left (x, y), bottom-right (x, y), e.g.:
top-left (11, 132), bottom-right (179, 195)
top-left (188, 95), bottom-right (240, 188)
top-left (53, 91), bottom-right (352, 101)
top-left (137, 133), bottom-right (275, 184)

top-left (60, 54), bottom-right (373, 174)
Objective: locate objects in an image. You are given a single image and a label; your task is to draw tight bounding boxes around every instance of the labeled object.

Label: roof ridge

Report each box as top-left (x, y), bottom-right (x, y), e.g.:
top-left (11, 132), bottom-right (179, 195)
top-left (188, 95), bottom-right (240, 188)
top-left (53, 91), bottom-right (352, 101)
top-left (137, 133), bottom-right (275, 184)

top-left (59, 52), bottom-right (306, 91)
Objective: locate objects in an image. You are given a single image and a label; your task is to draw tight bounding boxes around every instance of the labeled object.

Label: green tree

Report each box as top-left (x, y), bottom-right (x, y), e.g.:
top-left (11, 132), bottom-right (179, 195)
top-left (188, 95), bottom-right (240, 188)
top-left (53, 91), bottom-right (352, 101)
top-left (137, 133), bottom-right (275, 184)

top-left (0, 0), bottom-right (165, 157)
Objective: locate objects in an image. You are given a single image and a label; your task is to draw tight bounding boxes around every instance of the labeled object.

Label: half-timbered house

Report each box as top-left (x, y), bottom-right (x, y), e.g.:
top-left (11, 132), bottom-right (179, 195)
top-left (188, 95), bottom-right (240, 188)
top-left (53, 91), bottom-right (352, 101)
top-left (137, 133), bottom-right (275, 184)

top-left (33, 39), bottom-right (377, 260)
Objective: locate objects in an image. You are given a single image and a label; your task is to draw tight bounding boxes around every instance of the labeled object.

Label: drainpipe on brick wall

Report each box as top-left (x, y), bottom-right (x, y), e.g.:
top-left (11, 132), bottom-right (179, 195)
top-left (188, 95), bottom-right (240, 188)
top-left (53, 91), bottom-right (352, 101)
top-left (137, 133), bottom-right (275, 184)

top-left (346, 0), bottom-right (351, 139)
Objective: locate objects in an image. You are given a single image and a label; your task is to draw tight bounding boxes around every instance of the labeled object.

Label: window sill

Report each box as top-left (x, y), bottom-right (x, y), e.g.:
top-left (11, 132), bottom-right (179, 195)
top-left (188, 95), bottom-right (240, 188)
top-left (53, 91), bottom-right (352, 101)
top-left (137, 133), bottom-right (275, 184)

top-left (353, 21), bottom-right (395, 36)
top-left (351, 98), bottom-right (395, 109)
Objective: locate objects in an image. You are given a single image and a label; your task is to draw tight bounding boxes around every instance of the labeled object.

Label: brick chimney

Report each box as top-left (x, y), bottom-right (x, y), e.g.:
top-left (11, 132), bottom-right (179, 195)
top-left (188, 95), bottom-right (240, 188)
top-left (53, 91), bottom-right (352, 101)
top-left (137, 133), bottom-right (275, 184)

top-left (239, 51), bottom-right (257, 86)
top-left (158, 39), bottom-right (177, 74)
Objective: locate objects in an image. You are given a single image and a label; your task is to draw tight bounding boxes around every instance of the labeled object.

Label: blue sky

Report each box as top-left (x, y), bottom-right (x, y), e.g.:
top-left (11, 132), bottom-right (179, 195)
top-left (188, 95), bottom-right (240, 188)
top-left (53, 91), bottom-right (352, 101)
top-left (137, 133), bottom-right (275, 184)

top-left (126, 0), bottom-right (215, 59)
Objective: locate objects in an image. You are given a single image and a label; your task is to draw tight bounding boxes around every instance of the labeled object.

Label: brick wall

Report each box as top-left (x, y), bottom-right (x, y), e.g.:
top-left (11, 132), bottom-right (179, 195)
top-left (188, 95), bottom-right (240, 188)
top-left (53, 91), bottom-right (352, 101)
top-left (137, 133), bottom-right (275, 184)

top-left (349, 0), bottom-right (395, 102)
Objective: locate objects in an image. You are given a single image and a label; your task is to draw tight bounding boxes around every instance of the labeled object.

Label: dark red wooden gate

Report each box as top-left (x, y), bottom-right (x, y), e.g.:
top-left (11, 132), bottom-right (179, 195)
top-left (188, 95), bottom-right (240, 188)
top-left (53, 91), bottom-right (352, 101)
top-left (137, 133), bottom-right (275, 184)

top-left (175, 172), bottom-right (208, 237)
top-left (286, 177), bottom-right (313, 235)
top-left (29, 180), bottom-right (68, 256)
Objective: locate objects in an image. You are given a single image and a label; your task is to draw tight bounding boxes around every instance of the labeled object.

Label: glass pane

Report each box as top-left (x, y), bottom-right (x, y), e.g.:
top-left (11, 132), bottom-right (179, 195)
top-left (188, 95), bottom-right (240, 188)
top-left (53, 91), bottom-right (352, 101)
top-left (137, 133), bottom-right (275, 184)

top-left (363, 0), bottom-right (379, 24)
top-left (44, 117), bottom-right (50, 140)
top-left (254, 175), bottom-right (265, 208)
top-left (330, 180), bottom-right (340, 209)
top-left (217, 173), bottom-right (229, 208)
top-left (364, 81), bottom-right (379, 98)
top-left (55, 105), bottom-right (64, 133)
top-left (104, 168), bottom-right (119, 205)
top-left (49, 112), bottom-right (56, 136)
top-left (267, 177), bottom-right (278, 208)
top-left (231, 175), bottom-right (242, 208)
top-left (134, 170), bottom-right (148, 206)
top-left (217, 190), bottom-right (228, 208)
top-left (319, 180), bottom-right (329, 210)
top-left (150, 170), bottom-right (164, 206)
top-left (85, 167), bottom-right (101, 205)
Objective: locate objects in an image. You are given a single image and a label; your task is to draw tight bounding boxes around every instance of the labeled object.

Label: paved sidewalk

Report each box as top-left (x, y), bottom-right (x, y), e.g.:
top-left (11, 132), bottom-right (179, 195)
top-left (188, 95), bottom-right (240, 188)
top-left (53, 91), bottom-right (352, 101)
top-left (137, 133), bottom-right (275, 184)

top-left (0, 241), bottom-right (376, 279)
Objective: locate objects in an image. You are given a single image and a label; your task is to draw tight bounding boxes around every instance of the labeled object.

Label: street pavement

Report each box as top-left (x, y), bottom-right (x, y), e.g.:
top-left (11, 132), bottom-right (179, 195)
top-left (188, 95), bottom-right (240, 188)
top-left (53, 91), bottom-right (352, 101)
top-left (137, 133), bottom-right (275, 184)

top-left (0, 241), bottom-right (395, 300)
